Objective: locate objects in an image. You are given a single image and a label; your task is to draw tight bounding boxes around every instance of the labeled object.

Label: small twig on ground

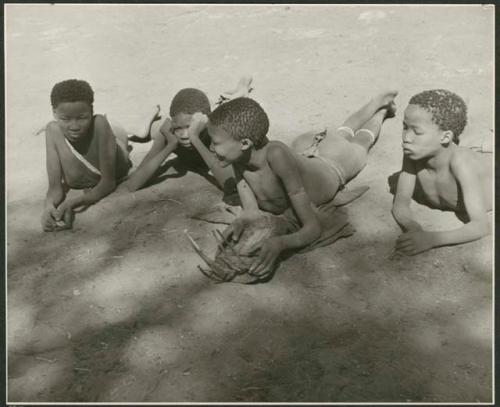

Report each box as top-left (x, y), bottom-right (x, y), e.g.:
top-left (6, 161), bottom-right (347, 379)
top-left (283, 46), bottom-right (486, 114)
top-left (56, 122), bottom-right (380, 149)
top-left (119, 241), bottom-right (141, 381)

top-left (132, 226), bottom-right (139, 240)
top-left (158, 198), bottom-right (182, 205)
top-left (35, 356), bottom-right (57, 364)
top-left (74, 367), bottom-right (91, 372)
top-left (97, 255), bottom-right (124, 260)
top-left (242, 386), bottom-right (266, 391)
top-left (188, 215), bottom-right (231, 225)
top-left (162, 228), bottom-right (180, 233)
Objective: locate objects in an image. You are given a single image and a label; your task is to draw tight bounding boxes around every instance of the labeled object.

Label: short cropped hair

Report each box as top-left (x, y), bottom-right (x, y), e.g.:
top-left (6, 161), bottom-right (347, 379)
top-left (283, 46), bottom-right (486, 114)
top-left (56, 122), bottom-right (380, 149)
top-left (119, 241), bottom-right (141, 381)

top-left (169, 88), bottom-right (211, 117)
top-left (50, 79), bottom-right (94, 108)
top-left (409, 89), bottom-right (467, 144)
top-left (208, 97), bottom-right (269, 148)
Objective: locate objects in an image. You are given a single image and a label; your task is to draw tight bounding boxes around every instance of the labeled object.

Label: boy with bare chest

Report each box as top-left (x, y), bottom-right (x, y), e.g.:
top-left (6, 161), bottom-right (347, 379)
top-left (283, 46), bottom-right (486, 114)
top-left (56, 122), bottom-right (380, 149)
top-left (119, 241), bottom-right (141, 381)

top-left (392, 89), bottom-right (492, 255)
top-left (187, 91), bottom-right (397, 276)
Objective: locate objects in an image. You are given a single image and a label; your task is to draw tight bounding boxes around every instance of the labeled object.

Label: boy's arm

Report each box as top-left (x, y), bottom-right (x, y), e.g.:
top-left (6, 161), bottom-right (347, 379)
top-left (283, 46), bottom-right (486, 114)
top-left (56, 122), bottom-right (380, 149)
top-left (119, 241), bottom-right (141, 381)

top-left (126, 119), bottom-right (177, 192)
top-left (188, 114), bottom-right (236, 189)
top-left (42, 123), bottom-right (65, 230)
top-left (235, 170), bottom-right (259, 211)
top-left (396, 151), bottom-right (490, 255)
top-left (391, 155), bottom-right (423, 232)
top-left (221, 166), bottom-right (261, 242)
top-left (249, 144), bottom-right (321, 276)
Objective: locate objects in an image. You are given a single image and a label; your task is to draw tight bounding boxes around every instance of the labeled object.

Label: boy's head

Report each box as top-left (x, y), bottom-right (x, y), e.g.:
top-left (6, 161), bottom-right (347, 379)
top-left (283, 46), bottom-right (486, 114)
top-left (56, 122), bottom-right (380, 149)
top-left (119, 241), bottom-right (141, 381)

top-left (402, 89), bottom-right (467, 159)
top-left (207, 97), bottom-right (269, 167)
top-left (169, 88), bottom-right (211, 148)
top-left (51, 79), bottom-right (94, 142)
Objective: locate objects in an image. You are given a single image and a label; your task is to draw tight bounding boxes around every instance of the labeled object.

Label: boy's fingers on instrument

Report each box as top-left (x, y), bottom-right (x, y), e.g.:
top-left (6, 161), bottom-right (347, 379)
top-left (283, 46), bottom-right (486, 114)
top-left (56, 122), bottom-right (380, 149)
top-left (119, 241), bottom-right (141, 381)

top-left (253, 256), bottom-right (273, 276)
top-left (249, 253), bottom-right (266, 275)
top-left (233, 223), bottom-right (244, 242)
top-left (221, 225), bottom-right (234, 241)
top-left (247, 240), bottom-right (262, 255)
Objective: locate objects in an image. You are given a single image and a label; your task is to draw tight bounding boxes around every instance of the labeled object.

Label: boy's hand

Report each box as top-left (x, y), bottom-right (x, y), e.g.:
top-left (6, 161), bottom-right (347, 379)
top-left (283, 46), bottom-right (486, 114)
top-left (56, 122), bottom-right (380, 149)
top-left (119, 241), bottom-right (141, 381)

top-left (248, 237), bottom-right (283, 277)
top-left (188, 113), bottom-right (208, 141)
top-left (54, 200), bottom-right (75, 229)
top-left (222, 217), bottom-right (246, 243)
top-left (222, 210), bottom-right (262, 242)
top-left (41, 205), bottom-right (58, 231)
top-left (159, 118), bottom-right (178, 146)
top-left (395, 230), bottom-right (435, 256)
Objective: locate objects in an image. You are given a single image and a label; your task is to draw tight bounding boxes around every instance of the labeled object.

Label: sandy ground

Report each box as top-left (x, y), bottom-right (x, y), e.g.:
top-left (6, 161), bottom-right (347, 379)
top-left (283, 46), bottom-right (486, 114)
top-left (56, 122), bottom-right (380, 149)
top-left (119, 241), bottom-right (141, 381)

top-left (5, 4), bottom-right (494, 403)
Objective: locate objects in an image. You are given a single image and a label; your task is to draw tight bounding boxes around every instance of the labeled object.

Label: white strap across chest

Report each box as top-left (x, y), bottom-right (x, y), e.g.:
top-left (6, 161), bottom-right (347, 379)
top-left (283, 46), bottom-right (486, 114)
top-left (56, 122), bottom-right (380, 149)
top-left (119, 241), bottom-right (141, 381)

top-left (65, 138), bottom-right (101, 176)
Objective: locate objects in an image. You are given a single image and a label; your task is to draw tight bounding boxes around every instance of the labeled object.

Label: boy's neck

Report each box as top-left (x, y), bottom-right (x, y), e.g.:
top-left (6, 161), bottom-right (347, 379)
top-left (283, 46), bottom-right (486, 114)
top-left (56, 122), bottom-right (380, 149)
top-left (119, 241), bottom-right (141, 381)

top-left (241, 138), bottom-right (270, 170)
top-left (243, 144), bottom-right (268, 170)
top-left (425, 144), bottom-right (455, 169)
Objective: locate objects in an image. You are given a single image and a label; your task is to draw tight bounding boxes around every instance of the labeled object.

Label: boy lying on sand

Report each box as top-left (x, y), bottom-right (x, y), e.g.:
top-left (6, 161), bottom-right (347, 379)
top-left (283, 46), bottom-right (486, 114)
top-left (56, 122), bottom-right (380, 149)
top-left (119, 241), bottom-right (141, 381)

top-left (391, 89), bottom-right (493, 255)
top-left (188, 90), bottom-right (397, 278)
top-left (41, 79), bottom-right (132, 232)
top-left (125, 76), bottom-right (253, 196)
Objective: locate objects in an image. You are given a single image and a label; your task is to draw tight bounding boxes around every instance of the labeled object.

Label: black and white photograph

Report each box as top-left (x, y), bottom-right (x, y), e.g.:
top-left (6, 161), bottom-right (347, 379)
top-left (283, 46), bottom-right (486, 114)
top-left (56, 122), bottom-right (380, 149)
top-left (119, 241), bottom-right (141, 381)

top-left (5, 3), bottom-right (494, 403)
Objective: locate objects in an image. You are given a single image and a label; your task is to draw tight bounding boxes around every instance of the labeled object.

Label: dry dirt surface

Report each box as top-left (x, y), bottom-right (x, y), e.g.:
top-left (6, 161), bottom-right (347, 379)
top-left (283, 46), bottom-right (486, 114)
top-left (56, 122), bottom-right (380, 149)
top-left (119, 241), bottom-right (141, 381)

top-left (6, 4), bottom-right (494, 403)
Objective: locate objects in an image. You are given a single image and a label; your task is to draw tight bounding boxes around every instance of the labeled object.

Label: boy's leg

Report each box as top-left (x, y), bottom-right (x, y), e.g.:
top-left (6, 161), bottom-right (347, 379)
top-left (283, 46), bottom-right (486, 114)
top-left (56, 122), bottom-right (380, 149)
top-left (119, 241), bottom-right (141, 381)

top-left (350, 104), bottom-right (394, 151)
top-left (137, 120), bottom-right (167, 166)
top-left (317, 101), bottom-right (395, 184)
top-left (128, 105), bottom-right (162, 143)
top-left (336, 90), bottom-right (398, 138)
top-left (109, 122), bottom-right (131, 159)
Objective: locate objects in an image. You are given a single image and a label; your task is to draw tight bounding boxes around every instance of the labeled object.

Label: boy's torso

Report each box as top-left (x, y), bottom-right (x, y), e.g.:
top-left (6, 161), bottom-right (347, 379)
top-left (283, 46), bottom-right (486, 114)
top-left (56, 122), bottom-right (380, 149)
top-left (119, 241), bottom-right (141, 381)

top-left (238, 141), bottom-right (341, 214)
top-left (414, 147), bottom-right (492, 212)
top-left (54, 116), bottom-right (129, 188)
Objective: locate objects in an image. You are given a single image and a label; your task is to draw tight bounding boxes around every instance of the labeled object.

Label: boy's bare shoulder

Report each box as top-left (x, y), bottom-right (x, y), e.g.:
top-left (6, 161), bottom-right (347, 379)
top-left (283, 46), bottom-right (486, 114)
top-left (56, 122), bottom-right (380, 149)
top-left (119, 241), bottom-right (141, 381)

top-left (93, 114), bottom-right (109, 127)
top-left (45, 121), bottom-right (63, 141)
top-left (449, 146), bottom-right (480, 173)
top-left (266, 140), bottom-right (293, 160)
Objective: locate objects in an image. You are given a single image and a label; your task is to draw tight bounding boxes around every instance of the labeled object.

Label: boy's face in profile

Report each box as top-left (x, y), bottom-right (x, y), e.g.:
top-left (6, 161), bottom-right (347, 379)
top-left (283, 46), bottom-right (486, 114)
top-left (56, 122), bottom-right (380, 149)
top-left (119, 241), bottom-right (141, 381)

top-left (171, 113), bottom-right (195, 148)
top-left (402, 104), bottom-right (449, 160)
top-left (207, 121), bottom-right (245, 167)
top-left (53, 101), bottom-right (93, 142)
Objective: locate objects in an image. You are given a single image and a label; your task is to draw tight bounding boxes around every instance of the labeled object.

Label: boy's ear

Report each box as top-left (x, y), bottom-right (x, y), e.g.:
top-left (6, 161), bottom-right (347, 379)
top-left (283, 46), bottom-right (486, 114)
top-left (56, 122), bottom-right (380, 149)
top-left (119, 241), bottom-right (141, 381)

top-left (440, 130), bottom-right (453, 145)
top-left (240, 138), bottom-right (253, 150)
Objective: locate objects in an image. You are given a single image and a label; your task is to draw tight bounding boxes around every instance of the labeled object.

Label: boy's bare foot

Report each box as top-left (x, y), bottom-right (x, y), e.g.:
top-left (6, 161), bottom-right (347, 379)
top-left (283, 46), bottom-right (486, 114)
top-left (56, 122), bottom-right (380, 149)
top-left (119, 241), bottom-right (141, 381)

top-left (217, 75), bottom-right (254, 105)
top-left (128, 105), bottom-right (162, 143)
top-left (381, 101), bottom-right (397, 120)
top-left (373, 90), bottom-right (398, 109)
